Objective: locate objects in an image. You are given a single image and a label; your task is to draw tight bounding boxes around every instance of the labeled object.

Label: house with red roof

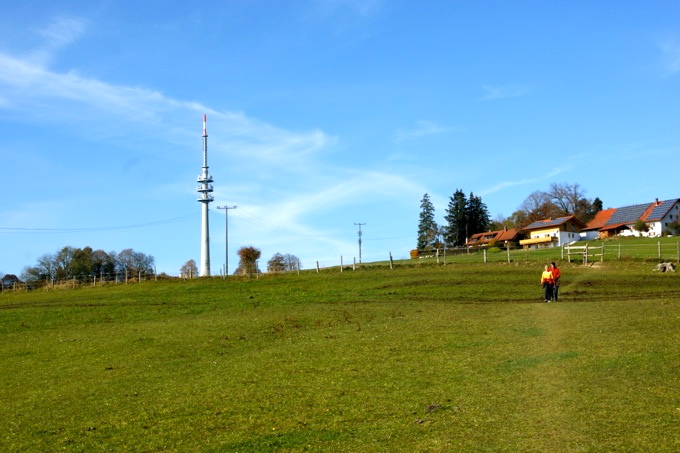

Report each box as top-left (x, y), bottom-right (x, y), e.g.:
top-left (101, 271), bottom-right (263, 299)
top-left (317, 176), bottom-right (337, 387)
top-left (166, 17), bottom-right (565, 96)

top-left (519, 215), bottom-right (586, 248)
top-left (466, 227), bottom-right (523, 248)
top-left (582, 198), bottom-right (680, 239)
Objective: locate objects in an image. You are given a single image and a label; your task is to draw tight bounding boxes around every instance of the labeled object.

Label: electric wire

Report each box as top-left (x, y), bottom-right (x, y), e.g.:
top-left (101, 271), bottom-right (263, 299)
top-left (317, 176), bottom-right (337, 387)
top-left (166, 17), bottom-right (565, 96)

top-left (0, 214), bottom-right (195, 234)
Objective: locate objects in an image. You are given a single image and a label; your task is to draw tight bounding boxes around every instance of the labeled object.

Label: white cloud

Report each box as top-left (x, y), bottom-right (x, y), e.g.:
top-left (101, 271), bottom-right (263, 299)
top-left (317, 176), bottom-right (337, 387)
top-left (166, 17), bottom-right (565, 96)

top-left (30, 16), bottom-right (90, 65)
top-left (480, 84), bottom-right (530, 101)
top-left (395, 120), bottom-right (448, 142)
top-left (0, 42), bottom-right (333, 170)
top-left (312, 0), bottom-right (382, 19)
top-left (660, 37), bottom-right (680, 75)
top-left (480, 167), bottom-right (567, 196)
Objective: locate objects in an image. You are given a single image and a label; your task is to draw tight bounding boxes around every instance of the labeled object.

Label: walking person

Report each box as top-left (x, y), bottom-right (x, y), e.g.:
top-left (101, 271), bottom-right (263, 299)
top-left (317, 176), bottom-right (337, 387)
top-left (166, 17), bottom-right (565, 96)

top-left (550, 262), bottom-right (561, 302)
top-left (541, 265), bottom-right (554, 303)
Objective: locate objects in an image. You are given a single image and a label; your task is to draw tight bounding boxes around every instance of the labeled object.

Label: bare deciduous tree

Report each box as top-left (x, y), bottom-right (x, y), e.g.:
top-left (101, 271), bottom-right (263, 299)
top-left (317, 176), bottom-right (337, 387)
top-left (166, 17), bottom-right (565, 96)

top-left (180, 259), bottom-right (198, 278)
top-left (236, 246), bottom-right (261, 275)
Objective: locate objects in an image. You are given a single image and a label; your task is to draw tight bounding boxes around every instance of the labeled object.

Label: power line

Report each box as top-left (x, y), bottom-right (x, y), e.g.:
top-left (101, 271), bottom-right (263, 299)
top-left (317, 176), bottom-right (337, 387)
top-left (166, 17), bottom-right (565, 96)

top-left (0, 214), bottom-right (195, 234)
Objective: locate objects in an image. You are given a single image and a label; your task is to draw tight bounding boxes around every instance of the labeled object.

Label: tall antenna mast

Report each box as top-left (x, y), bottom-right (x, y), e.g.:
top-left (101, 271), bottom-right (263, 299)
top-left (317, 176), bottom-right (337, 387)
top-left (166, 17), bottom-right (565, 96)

top-left (354, 222), bottom-right (366, 263)
top-left (197, 114), bottom-right (214, 277)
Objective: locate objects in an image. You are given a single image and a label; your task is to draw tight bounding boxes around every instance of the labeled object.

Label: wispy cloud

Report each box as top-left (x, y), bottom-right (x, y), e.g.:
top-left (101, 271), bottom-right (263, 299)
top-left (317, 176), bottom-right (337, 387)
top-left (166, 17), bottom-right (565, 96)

top-left (0, 12), bottom-right (421, 272)
top-left (480, 167), bottom-right (567, 196)
top-left (659, 37), bottom-right (680, 76)
top-left (480, 84), bottom-right (530, 101)
top-left (312, 0), bottom-right (382, 19)
top-left (29, 16), bottom-right (90, 65)
top-left (0, 25), bottom-right (333, 171)
top-left (395, 120), bottom-right (448, 143)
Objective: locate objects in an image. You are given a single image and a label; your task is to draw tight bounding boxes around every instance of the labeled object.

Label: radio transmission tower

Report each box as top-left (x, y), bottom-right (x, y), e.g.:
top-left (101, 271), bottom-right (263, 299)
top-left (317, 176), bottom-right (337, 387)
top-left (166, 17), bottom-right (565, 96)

top-left (354, 222), bottom-right (366, 263)
top-left (197, 115), bottom-right (214, 277)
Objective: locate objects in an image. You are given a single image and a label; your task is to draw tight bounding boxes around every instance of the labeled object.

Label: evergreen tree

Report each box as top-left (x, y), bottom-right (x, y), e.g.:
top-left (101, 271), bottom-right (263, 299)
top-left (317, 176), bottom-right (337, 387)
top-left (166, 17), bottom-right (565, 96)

top-left (417, 193), bottom-right (439, 250)
top-left (466, 192), bottom-right (490, 237)
top-left (444, 189), bottom-right (467, 247)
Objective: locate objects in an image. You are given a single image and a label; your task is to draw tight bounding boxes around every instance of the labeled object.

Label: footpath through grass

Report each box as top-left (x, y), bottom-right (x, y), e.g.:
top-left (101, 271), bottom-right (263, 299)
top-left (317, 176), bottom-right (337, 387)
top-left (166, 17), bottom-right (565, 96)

top-left (1, 261), bottom-right (679, 452)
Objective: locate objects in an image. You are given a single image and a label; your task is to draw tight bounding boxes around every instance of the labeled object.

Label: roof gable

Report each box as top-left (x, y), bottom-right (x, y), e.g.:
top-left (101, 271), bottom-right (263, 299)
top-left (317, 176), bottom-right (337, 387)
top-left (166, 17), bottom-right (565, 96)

top-left (584, 208), bottom-right (616, 231)
top-left (645, 199), bottom-right (679, 222)
top-left (523, 216), bottom-right (584, 231)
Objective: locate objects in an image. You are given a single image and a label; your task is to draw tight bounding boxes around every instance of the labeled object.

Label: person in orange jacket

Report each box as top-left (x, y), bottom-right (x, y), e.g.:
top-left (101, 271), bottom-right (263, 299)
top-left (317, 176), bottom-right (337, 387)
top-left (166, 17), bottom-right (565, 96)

top-left (550, 262), bottom-right (561, 301)
top-left (541, 265), bottom-right (554, 303)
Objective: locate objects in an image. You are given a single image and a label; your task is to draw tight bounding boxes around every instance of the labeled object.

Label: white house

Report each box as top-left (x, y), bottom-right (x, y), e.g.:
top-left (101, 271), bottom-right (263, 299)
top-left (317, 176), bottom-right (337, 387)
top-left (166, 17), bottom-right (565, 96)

top-left (520, 216), bottom-right (586, 248)
top-left (582, 198), bottom-right (680, 239)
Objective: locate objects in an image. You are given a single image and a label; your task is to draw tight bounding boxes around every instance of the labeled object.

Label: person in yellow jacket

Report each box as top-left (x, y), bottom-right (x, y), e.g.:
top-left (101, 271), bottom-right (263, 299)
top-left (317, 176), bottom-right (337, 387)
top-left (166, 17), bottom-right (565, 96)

top-left (550, 262), bottom-right (561, 301)
top-left (541, 265), bottom-right (554, 303)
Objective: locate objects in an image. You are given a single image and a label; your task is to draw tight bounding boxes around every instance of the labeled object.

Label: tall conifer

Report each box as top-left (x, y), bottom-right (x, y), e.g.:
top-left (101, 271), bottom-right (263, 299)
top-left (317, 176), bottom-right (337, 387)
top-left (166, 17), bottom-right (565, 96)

top-left (417, 193), bottom-right (439, 250)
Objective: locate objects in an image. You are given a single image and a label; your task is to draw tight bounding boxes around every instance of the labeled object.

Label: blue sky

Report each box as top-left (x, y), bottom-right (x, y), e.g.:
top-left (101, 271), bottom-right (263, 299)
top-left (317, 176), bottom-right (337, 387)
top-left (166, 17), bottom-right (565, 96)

top-left (1, 1), bottom-right (679, 276)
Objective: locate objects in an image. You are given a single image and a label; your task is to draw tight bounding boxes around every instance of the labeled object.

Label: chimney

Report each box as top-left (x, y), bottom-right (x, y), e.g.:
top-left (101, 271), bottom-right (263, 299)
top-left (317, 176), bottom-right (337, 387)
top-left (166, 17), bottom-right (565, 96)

top-left (655, 198), bottom-right (660, 206)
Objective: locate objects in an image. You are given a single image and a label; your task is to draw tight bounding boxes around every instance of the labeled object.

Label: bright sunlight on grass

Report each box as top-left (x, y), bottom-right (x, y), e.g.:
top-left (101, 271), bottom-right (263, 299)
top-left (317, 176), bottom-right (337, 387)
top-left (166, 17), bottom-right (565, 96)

top-left (1, 259), bottom-right (679, 452)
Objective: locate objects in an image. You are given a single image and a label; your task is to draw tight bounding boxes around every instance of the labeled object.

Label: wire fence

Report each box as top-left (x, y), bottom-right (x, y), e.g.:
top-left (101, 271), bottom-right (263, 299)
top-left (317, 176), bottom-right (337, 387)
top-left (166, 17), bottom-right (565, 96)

top-left (321, 240), bottom-right (680, 268)
top-left (3, 240), bottom-right (679, 293)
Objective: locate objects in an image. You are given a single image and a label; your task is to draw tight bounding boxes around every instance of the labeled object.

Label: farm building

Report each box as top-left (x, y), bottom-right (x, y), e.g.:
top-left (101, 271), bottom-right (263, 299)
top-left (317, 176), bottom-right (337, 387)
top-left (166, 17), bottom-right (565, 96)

top-left (581, 198), bottom-right (680, 239)
top-left (519, 216), bottom-right (586, 249)
top-left (466, 227), bottom-right (523, 248)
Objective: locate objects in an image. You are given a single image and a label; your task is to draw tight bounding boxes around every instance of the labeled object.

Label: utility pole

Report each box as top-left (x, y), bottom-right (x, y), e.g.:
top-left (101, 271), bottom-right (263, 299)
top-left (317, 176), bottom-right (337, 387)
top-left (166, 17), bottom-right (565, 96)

top-left (354, 223), bottom-right (366, 263)
top-left (216, 205), bottom-right (237, 276)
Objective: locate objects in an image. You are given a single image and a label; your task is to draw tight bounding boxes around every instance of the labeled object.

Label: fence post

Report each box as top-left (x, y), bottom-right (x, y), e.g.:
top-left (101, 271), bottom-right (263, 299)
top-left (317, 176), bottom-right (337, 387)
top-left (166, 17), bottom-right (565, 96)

top-left (389, 252), bottom-right (394, 270)
top-left (436, 248), bottom-right (440, 264)
top-left (506, 242), bottom-right (511, 263)
top-left (353, 258), bottom-right (356, 271)
top-left (316, 261), bottom-right (320, 273)
top-left (618, 242), bottom-right (621, 260)
top-left (584, 243), bottom-right (589, 265)
top-left (483, 249), bottom-right (487, 263)
top-left (340, 256), bottom-right (343, 273)
top-left (601, 242), bottom-right (604, 262)
top-left (658, 241), bottom-right (662, 260)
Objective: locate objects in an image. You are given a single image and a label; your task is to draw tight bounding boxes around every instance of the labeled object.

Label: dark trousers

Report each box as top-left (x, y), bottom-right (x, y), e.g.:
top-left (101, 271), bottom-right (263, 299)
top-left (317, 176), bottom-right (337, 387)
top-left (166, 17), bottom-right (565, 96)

top-left (553, 284), bottom-right (559, 301)
top-left (543, 283), bottom-right (553, 301)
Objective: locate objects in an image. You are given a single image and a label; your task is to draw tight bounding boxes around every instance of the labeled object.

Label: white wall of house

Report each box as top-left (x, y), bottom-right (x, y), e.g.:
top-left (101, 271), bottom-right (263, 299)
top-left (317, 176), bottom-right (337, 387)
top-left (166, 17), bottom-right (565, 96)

top-left (660, 202), bottom-right (680, 235)
top-left (529, 228), bottom-right (581, 246)
top-left (580, 231), bottom-right (600, 240)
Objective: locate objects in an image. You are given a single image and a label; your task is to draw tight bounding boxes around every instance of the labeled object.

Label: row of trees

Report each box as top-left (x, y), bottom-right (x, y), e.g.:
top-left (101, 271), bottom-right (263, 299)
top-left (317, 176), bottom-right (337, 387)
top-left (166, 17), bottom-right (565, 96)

top-left (418, 190), bottom-right (490, 249)
top-left (179, 247), bottom-right (302, 277)
top-left (21, 246), bottom-right (155, 283)
top-left (417, 183), bottom-right (603, 250)
top-left (503, 182), bottom-right (602, 229)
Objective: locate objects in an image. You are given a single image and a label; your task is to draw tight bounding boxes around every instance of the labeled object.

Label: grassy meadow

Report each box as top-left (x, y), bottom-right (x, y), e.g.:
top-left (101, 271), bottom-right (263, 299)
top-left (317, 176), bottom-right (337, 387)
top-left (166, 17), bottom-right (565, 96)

top-left (1, 257), bottom-right (679, 452)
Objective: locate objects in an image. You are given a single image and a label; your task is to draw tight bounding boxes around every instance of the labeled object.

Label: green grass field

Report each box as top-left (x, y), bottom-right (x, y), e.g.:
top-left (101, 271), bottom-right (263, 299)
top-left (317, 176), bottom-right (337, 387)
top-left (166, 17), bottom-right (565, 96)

top-left (1, 259), bottom-right (679, 452)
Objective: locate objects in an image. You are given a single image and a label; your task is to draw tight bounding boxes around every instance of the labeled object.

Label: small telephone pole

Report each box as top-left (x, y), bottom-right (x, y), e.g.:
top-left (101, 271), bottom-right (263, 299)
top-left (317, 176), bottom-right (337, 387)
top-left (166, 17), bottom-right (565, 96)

top-left (354, 222), bottom-right (366, 263)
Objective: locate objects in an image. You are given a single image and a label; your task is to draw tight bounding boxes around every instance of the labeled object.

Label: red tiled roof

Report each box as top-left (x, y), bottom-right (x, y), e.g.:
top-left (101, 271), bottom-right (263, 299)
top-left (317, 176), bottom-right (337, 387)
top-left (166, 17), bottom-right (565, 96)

top-left (497, 228), bottom-right (521, 242)
top-left (584, 208), bottom-right (616, 231)
top-left (466, 228), bottom-right (521, 245)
